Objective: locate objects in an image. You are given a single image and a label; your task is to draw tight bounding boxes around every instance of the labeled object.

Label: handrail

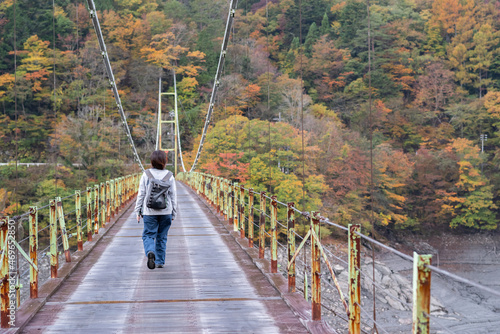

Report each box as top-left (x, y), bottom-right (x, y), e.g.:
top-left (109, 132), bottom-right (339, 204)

top-left (0, 173), bottom-right (141, 328)
top-left (178, 171), bottom-right (500, 334)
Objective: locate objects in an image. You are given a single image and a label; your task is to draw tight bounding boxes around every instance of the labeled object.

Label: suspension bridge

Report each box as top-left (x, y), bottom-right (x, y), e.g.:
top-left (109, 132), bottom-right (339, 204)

top-left (1, 0), bottom-right (500, 333)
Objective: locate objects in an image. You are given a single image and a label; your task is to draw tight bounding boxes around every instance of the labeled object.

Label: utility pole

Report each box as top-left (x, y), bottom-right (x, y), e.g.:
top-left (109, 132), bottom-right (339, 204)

top-left (480, 134), bottom-right (487, 173)
top-left (480, 134), bottom-right (487, 153)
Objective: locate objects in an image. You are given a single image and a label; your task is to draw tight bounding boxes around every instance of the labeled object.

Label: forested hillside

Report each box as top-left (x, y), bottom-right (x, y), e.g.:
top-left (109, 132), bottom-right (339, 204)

top-left (0, 0), bottom-right (499, 233)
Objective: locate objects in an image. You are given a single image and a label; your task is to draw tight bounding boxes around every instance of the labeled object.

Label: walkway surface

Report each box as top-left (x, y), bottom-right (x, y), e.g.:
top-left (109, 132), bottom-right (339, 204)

top-left (21, 182), bottom-right (309, 333)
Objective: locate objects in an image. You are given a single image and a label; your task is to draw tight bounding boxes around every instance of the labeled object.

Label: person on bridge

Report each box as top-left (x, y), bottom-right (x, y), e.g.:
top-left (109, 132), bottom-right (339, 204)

top-left (135, 150), bottom-right (177, 270)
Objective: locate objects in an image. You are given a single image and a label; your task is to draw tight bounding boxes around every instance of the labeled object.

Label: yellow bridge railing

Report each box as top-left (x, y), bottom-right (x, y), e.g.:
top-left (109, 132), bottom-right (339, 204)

top-left (0, 173), bottom-right (140, 328)
top-left (178, 171), bottom-right (500, 334)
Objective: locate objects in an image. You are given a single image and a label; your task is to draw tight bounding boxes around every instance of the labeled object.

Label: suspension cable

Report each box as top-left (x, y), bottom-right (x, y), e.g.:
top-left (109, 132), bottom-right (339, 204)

top-left (85, 0), bottom-right (144, 172)
top-left (14, 0), bottom-right (18, 212)
top-left (266, 0), bottom-right (271, 193)
top-left (53, 0), bottom-right (59, 196)
top-left (189, 0), bottom-right (239, 172)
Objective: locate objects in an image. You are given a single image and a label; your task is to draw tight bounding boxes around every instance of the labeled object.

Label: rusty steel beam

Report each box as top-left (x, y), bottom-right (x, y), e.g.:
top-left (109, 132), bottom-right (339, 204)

top-left (412, 252), bottom-right (432, 334)
top-left (0, 217), bottom-right (9, 328)
top-left (50, 200), bottom-right (58, 278)
top-left (75, 191), bottom-right (83, 251)
top-left (86, 187), bottom-right (92, 242)
top-left (56, 197), bottom-right (71, 263)
top-left (311, 211), bottom-right (321, 320)
top-left (248, 189), bottom-right (254, 248)
top-left (259, 191), bottom-right (266, 259)
top-left (240, 186), bottom-right (245, 239)
top-left (287, 202), bottom-right (295, 293)
top-left (94, 185), bottom-right (99, 234)
top-left (100, 182), bottom-right (106, 228)
top-left (270, 196), bottom-right (278, 273)
top-left (349, 224), bottom-right (361, 334)
top-left (29, 207), bottom-right (38, 298)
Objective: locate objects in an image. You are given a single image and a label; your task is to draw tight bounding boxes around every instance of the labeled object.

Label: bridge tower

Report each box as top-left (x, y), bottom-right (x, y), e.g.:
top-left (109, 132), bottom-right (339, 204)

top-left (156, 74), bottom-right (180, 176)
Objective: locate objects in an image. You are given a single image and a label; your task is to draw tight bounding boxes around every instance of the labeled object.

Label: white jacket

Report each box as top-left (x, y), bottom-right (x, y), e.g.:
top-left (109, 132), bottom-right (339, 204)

top-left (135, 169), bottom-right (177, 219)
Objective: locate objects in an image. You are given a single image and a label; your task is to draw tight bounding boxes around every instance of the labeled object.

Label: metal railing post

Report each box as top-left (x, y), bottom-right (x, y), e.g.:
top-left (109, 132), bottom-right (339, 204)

top-left (224, 181), bottom-right (228, 220)
top-left (412, 252), bottom-right (432, 334)
top-left (211, 177), bottom-right (215, 206)
top-left (259, 191), bottom-right (266, 259)
top-left (110, 179), bottom-right (115, 217)
top-left (240, 185), bottom-right (245, 239)
top-left (228, 183), bottom-right (233, 226)
top-left (50, 200), bottom-right (58, 278)
top-left (125, 176), bottom-right (129, 202)
top-left (349, 224), bottom-right (361, 333)
top-left (29, 207), bottom-right (38, 298)
top-left (75, 191), bottom-right (83, 251)
top-left (56, 197), bottom-right (71, 263)
top-left (115, 178), bottom-right (119, 213)
top-left (106, 181), bottom-right (111, 224)
top-left (86, 187), bottom-right (92, 242)
top-left (1, 217), bottom-right (10, 328)
top-left (248, 189), bottom-right (254, 248)
top-left (233, 182), bottom-right (239, 232)
top-left (217, 178), bottom-right (221, 214)
top-left (100, 182), bottom-right (105, 228)
top-left (271, 195), bottom-right (278, 273)
top-left (287, 202), bottom-right (295, 293)
top-left (311, 211), bottom-right (321, 320)
top-left (94, 185), bottom-right (99, 234)
top-left (118, 177), bottom-right (122, 208)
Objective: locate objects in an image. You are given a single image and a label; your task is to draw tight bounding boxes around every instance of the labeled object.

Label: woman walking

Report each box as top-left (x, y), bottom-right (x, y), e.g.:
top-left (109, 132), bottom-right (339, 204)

top-left (135, 150), bottom-right (177, 269)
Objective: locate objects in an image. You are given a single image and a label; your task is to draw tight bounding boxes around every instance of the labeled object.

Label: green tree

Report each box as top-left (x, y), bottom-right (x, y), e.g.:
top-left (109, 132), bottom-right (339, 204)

top-left (469, 24), bottom-right (499, 97)
top-left (320, 12), bottom-right (329, 36)
top-left (304, 22), bottom-right (319, 56)
top-left (444, 138), bottom-right (497, 230)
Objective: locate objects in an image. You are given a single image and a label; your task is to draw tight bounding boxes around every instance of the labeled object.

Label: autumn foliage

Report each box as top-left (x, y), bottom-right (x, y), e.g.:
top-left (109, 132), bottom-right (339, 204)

top-left (0, 0), bottom-right (499, 232)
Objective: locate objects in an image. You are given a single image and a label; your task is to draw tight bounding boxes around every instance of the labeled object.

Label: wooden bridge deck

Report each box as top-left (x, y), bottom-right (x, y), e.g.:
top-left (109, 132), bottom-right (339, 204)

top-left (20, 182), bottom-right (310, 333)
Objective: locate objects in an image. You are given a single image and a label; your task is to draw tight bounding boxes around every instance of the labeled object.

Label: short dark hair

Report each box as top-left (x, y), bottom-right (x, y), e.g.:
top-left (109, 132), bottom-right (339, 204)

top-left (150, 150), bottom-right (167, 170)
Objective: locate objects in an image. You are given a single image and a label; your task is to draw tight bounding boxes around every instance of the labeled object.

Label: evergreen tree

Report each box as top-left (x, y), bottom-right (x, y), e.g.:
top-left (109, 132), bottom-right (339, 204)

top-left (320, 12), bottom-right (329, 36)
top-left (304, 22), bottom-right (319, 56)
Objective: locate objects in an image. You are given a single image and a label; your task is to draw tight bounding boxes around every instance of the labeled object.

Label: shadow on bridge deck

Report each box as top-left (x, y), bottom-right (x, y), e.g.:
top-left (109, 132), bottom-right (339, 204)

top-left (19, 182), bottom-right (313, 333)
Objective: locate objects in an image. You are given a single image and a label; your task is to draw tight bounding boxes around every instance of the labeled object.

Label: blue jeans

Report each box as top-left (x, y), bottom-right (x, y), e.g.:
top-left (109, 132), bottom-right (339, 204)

top-left (142, 215), bottom-right (172, 265)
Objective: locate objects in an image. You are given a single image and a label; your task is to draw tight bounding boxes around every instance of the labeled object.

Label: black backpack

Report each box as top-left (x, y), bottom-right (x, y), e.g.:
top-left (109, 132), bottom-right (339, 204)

top-left (145, 169), bottom-right (172, 210)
